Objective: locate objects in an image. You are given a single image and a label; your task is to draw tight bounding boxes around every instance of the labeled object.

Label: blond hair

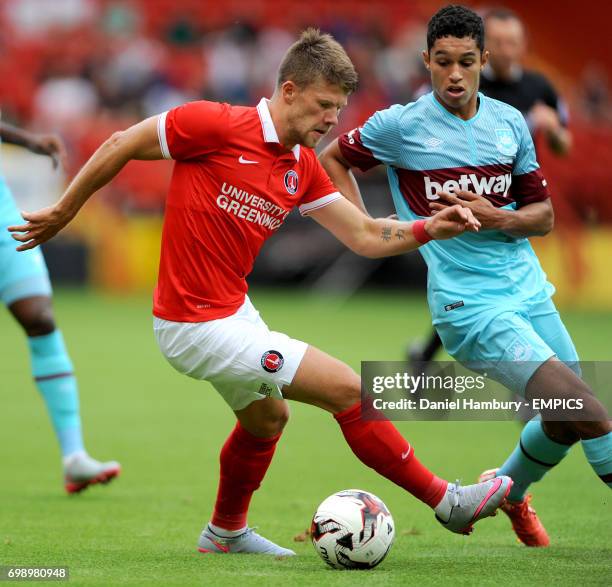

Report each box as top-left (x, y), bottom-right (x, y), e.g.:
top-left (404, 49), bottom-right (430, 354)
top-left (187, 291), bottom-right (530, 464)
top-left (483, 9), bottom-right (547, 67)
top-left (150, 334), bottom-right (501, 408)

top-left (277, 28), bottom-right (358, 94)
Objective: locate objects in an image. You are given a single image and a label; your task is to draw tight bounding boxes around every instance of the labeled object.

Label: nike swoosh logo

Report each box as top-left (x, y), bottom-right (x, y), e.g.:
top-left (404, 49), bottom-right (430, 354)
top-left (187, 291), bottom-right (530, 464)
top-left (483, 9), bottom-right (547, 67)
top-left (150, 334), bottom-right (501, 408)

top-left (434, 510), bottom-right (453, 525)
top-left (205, 537), bottom-right (230, 553)
top-left (239, 155), bottom-right (259, 164)
top-left (401, 448), bottom-right (411, 460)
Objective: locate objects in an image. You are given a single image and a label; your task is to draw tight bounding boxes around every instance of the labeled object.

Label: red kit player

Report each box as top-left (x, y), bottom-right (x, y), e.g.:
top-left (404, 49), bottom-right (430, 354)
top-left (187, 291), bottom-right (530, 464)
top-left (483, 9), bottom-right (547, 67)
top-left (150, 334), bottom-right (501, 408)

top-left (10, 29), bottom-right (510, 555)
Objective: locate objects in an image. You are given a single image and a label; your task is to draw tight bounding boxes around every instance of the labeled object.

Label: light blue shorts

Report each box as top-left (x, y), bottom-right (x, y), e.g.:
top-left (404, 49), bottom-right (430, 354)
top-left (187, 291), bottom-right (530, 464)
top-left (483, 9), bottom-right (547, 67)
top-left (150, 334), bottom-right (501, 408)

top-left (436, 297), bottom-right (580, 394)
top-left (0, 179), bottom-right (51, 305)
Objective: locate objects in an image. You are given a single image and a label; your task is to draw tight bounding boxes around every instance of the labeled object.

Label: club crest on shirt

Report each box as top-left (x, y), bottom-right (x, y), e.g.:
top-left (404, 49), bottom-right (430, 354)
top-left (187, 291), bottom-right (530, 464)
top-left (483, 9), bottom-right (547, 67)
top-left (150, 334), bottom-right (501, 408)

top-left (261, 350), bottom-right (284, 373)
top-left (495, 128), bottom-right (517, 156)
top-left (284, 170), bottom-right (299, 195)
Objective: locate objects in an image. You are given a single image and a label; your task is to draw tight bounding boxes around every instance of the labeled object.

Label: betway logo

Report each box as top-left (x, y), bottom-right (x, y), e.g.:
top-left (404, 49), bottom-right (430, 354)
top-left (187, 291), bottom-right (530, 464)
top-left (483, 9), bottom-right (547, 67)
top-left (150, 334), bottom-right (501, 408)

top-left (424, 173), bottom-right (512, 200)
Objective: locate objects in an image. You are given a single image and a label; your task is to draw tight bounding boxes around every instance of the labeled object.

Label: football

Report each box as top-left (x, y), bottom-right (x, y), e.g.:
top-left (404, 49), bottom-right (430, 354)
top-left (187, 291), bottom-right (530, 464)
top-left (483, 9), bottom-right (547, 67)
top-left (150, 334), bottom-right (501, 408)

top-left (311, 489), bottom-right (395, 570)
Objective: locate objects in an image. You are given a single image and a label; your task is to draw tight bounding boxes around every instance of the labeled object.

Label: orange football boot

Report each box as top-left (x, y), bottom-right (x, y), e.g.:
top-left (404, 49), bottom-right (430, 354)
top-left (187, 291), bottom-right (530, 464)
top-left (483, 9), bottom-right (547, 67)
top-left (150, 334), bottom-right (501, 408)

top-left (479, 468), bottom-right (550, 547)
top-left (501, 495), bottom-right (550, 547)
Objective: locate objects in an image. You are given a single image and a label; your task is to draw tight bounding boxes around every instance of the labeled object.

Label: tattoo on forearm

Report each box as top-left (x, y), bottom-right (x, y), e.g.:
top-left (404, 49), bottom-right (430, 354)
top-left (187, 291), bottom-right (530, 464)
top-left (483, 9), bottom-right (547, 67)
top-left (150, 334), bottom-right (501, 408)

top-left (381, 226), bottom-right (392, 242)
top-left (395, 229), bottom-right (405, 240)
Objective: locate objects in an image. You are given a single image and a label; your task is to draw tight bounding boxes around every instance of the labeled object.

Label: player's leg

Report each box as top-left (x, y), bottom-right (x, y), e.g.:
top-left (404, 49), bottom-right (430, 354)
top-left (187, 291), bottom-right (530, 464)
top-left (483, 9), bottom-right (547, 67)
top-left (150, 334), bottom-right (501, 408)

top-left (496, 301), bottom-right (611, 498)
top-left (284, 345), bottom-right (447, 507)
top-left (525, 359), bottom-right (611, 483)
top-left (283, 345), bottom-right (512, 535)
top-left (467, 306), bottom-right (609, 545)
top-left (447, 307), bottom-right (579, 499)
top-left (495, 303), bottom-right (580, 502)
top-left (7, 295), bottom-right (120, 493)
top-left (198, 397), bottom-right (295, 555)
top-left (489, 359), bottom-right (611, 546)
top-left (408, 328), bottom-right (443, 366)
top-left (209, 398), bottom-right (289, 535)
top-left (438, 308), bottom-right (556, 546)
top-left (154, 303), bottom-right (298, 555)
top-left (407, 329), bottom-right (452, 404)
top-left (529, 298), bottom-right (612, 490)
top-left (9, 295), bottom-right (82, 455)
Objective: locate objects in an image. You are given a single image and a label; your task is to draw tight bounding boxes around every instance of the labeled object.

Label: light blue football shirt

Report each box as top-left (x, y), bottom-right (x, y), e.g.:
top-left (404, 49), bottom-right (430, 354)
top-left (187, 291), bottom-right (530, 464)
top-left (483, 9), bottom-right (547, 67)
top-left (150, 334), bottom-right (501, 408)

top-left (344, 92), bottom-right (554, 327)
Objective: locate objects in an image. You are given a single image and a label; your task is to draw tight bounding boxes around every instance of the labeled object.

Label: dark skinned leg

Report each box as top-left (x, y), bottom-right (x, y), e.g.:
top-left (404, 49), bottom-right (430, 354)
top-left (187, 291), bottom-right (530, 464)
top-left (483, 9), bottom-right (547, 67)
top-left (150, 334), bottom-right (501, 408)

top-left (8, 295), bottom-right (56, 336)
top-left (526, 358), bottom-right (610, 441)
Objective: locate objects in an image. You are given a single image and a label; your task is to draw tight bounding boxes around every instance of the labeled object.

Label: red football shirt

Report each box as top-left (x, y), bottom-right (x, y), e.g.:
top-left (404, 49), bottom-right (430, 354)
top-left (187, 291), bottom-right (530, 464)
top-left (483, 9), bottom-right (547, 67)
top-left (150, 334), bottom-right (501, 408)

top-left (153, 98), bottom-right (341, 322)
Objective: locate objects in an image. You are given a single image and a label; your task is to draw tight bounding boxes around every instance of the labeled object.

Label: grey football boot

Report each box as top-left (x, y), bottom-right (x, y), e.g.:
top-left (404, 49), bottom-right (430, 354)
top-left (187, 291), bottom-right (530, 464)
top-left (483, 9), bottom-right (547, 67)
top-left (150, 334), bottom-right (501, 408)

top-left (198, 525), bottom-right (295, 556)
top-left (435, 476), bottom-right (513, 534)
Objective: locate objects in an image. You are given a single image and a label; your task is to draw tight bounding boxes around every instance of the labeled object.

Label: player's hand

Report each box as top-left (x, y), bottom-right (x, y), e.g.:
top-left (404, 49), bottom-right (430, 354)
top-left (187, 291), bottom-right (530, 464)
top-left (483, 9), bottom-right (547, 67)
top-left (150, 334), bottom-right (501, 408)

top-left (424, 204), bottom-right (480, 240)
top-left (27, 133), bottom-right (68, 170)
top-left (429, 190), bottom-right (500, 229)
top-left (7, 205), bottom-right (75, 251)
top-left (528, 102), bottom-right (571, 155)
top-left (528, 102), bottom-right (561, 135)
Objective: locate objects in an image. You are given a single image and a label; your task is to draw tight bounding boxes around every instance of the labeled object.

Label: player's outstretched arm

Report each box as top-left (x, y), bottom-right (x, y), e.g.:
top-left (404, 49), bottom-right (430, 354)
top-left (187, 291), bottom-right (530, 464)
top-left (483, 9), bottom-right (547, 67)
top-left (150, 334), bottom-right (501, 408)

top-left (0, 121), bottom-right (68, 170)
top-left (308, 197), bottom-right (480, 258)
top-left (8, 116), bottom-right (163, 251)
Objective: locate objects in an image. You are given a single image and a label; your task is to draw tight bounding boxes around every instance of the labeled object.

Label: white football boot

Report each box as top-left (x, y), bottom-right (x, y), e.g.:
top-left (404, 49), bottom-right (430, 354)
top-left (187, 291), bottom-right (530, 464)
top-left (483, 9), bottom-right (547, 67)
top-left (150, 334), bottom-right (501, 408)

top-left (63, 451), bottom-right (121, 494)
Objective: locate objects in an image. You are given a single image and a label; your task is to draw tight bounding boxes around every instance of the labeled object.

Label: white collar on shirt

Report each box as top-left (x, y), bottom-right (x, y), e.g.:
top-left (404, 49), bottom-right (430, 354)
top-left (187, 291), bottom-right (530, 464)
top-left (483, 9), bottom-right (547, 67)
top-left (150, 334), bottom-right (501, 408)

top-left (256, 98), bottom-right (301, 162)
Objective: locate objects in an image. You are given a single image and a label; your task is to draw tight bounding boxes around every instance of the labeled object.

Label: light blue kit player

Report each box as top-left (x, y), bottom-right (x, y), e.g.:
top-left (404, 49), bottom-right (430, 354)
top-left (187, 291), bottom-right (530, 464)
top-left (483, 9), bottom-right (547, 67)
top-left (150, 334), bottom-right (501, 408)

top-left (321, 5), bottom-right (611, 547)
top-left (1, 118), bottom-right (120, 493)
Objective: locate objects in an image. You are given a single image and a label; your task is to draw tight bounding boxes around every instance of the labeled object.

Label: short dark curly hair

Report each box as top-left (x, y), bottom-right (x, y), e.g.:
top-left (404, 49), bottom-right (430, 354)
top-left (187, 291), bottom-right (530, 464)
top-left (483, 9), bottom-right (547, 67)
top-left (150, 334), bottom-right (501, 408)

top-left (427, 5), bottom-right (485, 53)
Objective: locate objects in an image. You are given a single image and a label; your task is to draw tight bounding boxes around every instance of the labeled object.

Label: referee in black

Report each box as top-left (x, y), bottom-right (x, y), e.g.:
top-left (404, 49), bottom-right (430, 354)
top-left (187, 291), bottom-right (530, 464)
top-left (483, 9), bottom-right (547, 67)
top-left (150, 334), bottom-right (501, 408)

top-left (409, 7), bottom-right (572, 369)
top-left (480, 8), bottom-right (571, 154)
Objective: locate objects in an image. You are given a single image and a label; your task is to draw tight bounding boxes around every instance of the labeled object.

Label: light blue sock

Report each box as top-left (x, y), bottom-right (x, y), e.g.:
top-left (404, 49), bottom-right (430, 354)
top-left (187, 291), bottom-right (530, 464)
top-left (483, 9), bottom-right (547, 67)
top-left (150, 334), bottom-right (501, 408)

top-left (582, 432), bottom-right (612, 489)
top-left (28, 330), bottom-right (84, 457)
top-left (498, 418), bottom-right (573, 502)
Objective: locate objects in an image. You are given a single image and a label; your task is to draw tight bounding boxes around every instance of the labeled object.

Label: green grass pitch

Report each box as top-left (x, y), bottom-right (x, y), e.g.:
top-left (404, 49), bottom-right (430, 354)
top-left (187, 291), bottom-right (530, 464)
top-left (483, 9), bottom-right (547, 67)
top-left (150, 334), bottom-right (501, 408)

top-left (1, 289), bottom-right (610, 586)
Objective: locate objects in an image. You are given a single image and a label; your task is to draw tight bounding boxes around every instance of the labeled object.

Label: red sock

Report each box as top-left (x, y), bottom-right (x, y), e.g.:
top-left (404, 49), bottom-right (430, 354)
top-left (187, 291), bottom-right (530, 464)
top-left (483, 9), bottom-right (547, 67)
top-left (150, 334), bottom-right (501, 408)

top-left (334, 401), bottom-right (447, 508)
top-left (211, 422), bottom-right (281, 530)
